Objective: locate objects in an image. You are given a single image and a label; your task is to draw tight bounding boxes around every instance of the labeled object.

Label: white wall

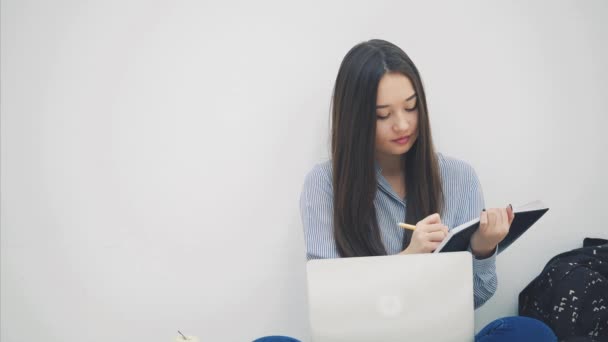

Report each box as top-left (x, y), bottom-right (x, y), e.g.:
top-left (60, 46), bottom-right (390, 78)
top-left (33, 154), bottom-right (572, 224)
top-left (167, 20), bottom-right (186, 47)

top-left (2, 1), bottom-right (607, 341)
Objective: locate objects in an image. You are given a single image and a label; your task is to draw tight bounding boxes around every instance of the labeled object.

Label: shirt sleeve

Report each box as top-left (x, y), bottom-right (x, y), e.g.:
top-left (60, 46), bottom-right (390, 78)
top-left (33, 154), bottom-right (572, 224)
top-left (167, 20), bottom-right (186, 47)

top-left (463, 165), bottom-right (498, 309)
top-left (299, 164), bottom-right (340, 260)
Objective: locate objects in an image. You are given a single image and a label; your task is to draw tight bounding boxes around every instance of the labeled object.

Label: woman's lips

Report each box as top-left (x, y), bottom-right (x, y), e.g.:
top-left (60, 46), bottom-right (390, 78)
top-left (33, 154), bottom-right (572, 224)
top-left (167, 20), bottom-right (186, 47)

top-left (392, 136), bottom-right (410, 145)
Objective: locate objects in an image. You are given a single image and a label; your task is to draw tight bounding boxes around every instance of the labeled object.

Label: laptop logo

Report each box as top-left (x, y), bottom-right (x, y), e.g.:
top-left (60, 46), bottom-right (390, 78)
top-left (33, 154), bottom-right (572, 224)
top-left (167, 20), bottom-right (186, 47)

top-left (376, 295), bottom-right (402, 317)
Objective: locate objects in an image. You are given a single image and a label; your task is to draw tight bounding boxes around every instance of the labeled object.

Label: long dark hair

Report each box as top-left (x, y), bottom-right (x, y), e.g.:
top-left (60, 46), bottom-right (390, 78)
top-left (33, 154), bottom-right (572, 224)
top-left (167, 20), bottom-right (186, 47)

top-left (331, 39), bottom-right (444, 257)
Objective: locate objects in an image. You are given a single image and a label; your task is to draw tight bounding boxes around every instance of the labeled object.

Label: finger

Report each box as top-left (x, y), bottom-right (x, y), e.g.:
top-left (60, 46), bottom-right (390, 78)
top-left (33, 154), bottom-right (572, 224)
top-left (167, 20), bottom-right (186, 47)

top-left (506, 204), bottom-right (515, 225)
top-left (420, 213), bottom-right (441, 225)
top-left (479, 210), bottom-right (488, 231)
top-left (497, 208), bottom-right (506, 227)
top-left (427, 231), bottom-right (448, 242)
top-left (502, 208), bottom-right (509, 228)
top-left (419, 223), bottom-right (448, 233)
top-left (487, 210), bottom-right (497, 230)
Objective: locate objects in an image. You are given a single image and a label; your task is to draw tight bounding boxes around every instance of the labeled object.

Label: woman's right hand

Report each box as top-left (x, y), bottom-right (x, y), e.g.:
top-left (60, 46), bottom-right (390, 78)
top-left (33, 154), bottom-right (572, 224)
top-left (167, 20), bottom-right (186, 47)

top-left (399, 213), bottom-right (449, 255)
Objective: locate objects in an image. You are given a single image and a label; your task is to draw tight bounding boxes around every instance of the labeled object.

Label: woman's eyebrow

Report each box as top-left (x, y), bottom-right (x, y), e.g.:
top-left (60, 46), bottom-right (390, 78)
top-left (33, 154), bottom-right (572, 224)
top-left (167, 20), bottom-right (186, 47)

top-left (375, 93), bottom-right (417, 109)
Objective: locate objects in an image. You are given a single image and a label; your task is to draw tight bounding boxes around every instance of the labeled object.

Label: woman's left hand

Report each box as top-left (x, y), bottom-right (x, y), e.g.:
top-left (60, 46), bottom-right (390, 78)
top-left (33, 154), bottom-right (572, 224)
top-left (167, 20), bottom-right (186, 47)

top-left (469, 205), bottom-right (515, 258)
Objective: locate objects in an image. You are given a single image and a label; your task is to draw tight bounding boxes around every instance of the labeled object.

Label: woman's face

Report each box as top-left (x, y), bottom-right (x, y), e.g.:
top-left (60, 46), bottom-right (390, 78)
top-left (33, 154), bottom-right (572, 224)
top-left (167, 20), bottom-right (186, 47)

top-left (374, 72), bottom-right (419, 159)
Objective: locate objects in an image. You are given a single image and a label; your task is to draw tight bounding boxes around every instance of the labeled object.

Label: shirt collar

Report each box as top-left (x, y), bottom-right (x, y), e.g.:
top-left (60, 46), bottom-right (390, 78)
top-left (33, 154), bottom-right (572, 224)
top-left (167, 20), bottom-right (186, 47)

top-left (374, 159), bottom-right (406, 205)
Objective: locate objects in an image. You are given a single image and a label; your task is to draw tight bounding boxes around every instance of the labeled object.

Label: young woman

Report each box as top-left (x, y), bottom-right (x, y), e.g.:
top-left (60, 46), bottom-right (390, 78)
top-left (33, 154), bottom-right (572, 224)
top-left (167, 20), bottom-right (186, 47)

top-left (254, 39), bottom-right (556, 342)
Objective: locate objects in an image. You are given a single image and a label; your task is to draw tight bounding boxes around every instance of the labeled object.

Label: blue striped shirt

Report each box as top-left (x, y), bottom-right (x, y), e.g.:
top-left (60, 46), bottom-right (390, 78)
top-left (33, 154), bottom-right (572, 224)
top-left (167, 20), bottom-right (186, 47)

top-left (299, 153), bottom-right (497, 309)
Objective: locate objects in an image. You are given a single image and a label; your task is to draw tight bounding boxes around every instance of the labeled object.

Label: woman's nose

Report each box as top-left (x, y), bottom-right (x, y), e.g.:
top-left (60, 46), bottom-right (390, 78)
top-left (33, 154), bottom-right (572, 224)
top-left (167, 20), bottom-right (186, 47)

top-left (394, 113), bottom-right (410, 131)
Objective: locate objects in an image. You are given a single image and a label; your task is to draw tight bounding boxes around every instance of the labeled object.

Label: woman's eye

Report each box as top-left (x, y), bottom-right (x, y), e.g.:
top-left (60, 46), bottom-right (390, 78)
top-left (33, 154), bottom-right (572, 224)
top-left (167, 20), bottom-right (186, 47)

top-left (376, 114), bottom-right (389, 120)
top-left (405, 103), bottom-right (418, 112)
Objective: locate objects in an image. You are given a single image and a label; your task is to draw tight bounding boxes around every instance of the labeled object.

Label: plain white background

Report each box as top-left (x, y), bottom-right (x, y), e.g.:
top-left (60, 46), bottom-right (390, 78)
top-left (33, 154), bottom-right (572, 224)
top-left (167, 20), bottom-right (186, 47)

top-left (2, 1), bottom-right (607, 341)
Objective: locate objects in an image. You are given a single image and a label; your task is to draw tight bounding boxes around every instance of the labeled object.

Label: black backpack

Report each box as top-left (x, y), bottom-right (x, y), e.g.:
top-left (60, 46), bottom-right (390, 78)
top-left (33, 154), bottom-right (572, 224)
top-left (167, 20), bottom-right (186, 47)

top-left (519, 238), bottom-right (608, 341)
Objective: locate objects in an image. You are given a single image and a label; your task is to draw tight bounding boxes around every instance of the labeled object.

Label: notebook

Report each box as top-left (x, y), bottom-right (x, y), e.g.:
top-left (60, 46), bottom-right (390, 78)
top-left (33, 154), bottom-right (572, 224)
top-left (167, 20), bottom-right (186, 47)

top-left (434, 200), bottom-right (549, 254)
top-left (306, 252), bottom-right (474, 342)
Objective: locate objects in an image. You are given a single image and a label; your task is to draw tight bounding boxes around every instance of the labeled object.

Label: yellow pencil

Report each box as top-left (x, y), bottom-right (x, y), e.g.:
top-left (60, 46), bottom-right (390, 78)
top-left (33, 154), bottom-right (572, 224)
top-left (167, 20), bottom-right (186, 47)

top-left (397, 222), bottom-right (416, 231)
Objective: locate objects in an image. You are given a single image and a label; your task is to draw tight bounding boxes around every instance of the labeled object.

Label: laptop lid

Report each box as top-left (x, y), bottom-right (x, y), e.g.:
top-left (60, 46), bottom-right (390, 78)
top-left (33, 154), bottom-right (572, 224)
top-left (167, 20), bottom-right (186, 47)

top-left (306, 251), bottom-right (474, 342)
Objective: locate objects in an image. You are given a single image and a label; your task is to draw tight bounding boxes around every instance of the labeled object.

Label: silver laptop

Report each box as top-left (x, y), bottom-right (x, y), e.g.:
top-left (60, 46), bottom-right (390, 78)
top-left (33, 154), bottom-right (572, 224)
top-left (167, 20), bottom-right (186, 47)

top-left (306, 252), bottom-right (474, 342)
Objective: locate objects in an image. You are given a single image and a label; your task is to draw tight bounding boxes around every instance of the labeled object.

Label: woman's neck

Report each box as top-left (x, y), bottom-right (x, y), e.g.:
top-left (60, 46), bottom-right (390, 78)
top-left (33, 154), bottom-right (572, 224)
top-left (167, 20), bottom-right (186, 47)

top-left (376, 153), bottom-right (405, 177)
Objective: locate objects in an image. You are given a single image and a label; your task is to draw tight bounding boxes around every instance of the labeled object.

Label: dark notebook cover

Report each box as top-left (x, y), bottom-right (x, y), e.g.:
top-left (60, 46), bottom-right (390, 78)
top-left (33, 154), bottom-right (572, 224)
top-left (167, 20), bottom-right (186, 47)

top-left (435, 201), bottom-right (549, 254)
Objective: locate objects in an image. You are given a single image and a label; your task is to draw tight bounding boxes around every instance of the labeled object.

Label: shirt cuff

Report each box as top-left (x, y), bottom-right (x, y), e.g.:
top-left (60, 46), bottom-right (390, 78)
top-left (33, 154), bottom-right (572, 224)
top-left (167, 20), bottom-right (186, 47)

top-left (468, 244), bottom-right (497, 271)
